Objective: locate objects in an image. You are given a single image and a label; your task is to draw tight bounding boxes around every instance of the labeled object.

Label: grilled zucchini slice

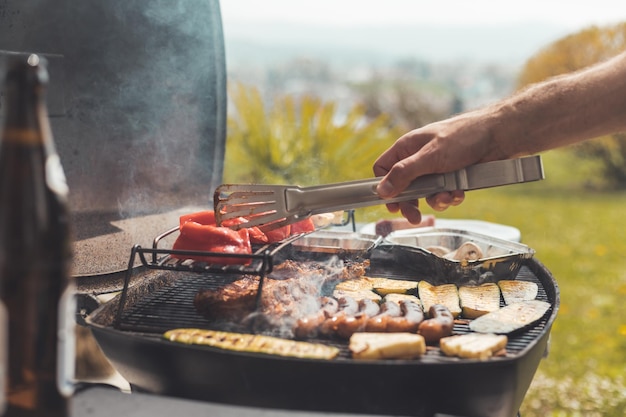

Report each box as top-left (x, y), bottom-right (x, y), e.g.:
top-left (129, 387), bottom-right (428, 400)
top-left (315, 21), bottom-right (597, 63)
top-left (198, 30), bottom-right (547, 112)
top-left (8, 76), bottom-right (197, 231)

top-left (334, 277), bottom-right (375, 292)
top-left (333, 288), bottom-right (382, 303)
top-left (469, 300), bottom-right (550, 334)
top-left (164, 329), bottom-right (340, 360)
top-left (458, 283), bottom-right (501, 319)
top-left (418, 281), bottom-right (461, 317)
top-left (384, 293), bottom-right (420, 304)
top-left (367, 277), bottom-right (417, 295)
top-left (497, 280), bottom-right (538, 305)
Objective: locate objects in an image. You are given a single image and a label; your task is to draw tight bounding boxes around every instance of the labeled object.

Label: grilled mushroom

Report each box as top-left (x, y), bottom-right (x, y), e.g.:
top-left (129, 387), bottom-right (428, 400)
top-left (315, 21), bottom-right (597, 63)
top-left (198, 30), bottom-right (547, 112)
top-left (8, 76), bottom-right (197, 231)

top-left (444, 242), bottom-right (483, 261)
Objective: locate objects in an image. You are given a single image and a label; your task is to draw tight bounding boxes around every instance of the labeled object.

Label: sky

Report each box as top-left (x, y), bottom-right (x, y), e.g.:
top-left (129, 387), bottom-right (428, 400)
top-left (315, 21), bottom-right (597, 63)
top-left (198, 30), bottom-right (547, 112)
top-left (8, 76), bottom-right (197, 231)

top-left (220, 0), bottom-right (626, 29)
top-left (220, 1), bottom-right (626, 64)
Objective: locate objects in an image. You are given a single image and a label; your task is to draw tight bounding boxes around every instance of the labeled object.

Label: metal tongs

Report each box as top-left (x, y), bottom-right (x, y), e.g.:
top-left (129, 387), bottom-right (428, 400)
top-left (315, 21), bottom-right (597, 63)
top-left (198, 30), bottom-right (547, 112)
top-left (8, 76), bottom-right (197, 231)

top-left (214, 155), bottom-right (544, 231)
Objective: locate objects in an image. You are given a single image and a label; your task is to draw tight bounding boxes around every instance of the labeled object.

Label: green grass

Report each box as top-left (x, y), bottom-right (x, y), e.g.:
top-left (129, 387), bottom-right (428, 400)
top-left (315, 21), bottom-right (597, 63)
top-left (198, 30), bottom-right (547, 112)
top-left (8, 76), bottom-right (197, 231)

top-left (358, 150), bottom-right (626, 416)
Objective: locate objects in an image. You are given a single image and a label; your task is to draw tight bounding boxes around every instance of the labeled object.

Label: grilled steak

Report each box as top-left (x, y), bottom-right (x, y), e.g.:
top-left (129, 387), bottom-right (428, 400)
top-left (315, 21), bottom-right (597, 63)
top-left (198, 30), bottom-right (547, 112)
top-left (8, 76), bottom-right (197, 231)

top-left (194, 275), bottom-right (259, 323)
top-left (194, 259), bottom-right (370, 334)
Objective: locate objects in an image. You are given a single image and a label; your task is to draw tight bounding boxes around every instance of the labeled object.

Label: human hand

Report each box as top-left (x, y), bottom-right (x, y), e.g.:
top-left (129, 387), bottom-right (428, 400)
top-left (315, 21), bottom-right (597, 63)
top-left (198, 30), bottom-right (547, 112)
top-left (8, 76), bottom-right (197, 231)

top-left (373, 187), bottom-right (465, 225)
top-left (373, 110), bottom-right (503, 222)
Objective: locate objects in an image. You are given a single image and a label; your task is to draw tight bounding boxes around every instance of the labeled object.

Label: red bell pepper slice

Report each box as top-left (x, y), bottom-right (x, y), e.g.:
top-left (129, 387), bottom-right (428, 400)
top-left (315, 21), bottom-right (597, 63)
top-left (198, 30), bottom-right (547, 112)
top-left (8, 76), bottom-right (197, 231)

top-left (175, 209), bottom-right (319, 262)
top-left (290, 218), bottom-right (316, 234)
top-left (221, 216), bottom-right (268, 244)
top-left (178, 210), bottom-right (268, 243)
top-left (179, 210), bottom-right (216, 228)
top-left (264, 223), bottom-right (292, 243)
top-left (172, 210), bottom-right (253, 264)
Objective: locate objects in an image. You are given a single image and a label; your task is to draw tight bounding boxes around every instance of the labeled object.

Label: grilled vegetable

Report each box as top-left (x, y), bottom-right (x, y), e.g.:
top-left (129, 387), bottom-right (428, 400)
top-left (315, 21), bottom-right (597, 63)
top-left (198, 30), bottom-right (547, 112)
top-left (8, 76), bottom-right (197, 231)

top-left (368, 277), bottom-right (417, 295)
top-left (497, 280), bottom-right (538, 305)
top-left (334, 277), bottom-right (375, 292)
top-left (172, 210), bottom-right (267, 264)
top-left (440, 333), bottom-right (508, 360)
top-left (469, 300), bottom-right (550, 334)
top-left (426, 245), bottom-right (452, 257)
top-left (458, 283), bottom-right (501, 319)
top-left (173, 222), bottom-right (253, 264)
top-left (418, 281), bottom-right (461, 317)
top-left (443, 241), bottom-right (484, 261)
top-left (263, 223), bottom-right (292, 243)
top-left (290, 218), bottom-right (316, 234)
top-left (349, 332), bottom-right (426, 360)
top-left (180, 209), bottom-right (269, 244)
top-left (332, 288), bottom-right (382, 303)
top-left (384, 293), bottom-right (420, 304)
top-left (179, 210), bottom-right (217, 226)
top-left (164, 328), bottom-right (340, 360)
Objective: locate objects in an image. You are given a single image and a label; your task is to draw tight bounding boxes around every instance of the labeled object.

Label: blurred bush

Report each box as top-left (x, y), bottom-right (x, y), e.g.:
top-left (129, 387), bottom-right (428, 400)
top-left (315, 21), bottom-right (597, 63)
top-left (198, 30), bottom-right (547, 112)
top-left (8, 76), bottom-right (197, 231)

top-left (224, 82), bottom-right (403, 185)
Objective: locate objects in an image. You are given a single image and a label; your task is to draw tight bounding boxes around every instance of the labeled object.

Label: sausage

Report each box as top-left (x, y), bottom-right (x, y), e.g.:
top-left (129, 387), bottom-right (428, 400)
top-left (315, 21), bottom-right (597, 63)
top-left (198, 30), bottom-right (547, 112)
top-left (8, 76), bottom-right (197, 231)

top-left (386, 300), bottom-right (424, 333)
top-left (418, 304), bottom-right (454, 344)
top-left (335, 313), bottom-right (368, 339)
top-left (319, 296), bottom-right (359, 336)
top-left (331, 297), bottom-right (382, 339)
top-left (375, 215), bottom-right (435, 237)
top-left (365, 300), bottom-right (401, 332)
top-left (381, 300), bottom-right (402, 316)
top-left (358, 298), bottom-right (380, 317)
top-left (320, 296), bottom-right (340, 315)
top-left (337, 296), bottom-right (359, 316)
top-left (294, 297), bottom-right (339, 338)
top-left (402, 300), bottom-right (425, 324)
top-left (294, 313), bottom-right (325, 339)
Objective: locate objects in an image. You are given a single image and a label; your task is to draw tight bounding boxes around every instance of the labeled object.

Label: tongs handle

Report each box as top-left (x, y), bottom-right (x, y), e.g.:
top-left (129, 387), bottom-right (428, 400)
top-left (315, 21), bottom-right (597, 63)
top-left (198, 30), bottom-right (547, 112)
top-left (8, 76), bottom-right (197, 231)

top-left (284, 156), bottom-right (544, 216)
top-left (285, 174), bottom-right (448, 215)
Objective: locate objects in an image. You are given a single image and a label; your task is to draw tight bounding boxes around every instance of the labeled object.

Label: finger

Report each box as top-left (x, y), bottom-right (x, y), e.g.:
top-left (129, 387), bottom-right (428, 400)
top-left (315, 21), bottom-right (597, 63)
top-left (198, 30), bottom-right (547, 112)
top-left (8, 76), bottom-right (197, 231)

top-left (374, 135), bottom-right (436, 197)
top-left (398, 201), bottom-right (422, 224)
top-left (373, 132), bottom-right (430, 177)
top-left (378, 141), bottom-right (447, 199)
top-left (385, 202), bottom-right (401, 213)
top-left (426, 191), bottom-right (464, 211)
top-left (449, 190), bottom-right (465, 206)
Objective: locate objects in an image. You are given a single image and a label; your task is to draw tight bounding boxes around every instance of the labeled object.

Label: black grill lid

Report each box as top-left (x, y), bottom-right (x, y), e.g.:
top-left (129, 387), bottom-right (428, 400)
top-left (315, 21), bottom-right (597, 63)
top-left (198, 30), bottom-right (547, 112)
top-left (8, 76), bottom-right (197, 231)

top-left (0, 0), bottom-right (227, 276)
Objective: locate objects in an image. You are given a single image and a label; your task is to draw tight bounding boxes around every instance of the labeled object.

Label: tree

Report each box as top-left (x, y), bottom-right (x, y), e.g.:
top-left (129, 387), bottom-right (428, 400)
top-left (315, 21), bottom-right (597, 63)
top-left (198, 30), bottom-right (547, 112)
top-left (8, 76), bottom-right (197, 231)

top-left (517, 22), bottom-right (626, 188)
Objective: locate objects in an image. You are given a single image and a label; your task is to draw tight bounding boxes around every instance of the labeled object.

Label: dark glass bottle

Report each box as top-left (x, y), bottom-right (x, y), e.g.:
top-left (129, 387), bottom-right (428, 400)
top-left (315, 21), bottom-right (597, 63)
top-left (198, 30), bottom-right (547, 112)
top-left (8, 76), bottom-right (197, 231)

top-left (0, 55), bottom-right (74, 416)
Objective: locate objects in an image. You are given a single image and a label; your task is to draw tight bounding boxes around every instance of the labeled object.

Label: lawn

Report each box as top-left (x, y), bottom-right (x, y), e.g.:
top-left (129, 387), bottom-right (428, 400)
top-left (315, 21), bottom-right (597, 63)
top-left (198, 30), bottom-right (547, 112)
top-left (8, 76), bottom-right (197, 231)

top-left (359, 150), bottom-right (626, 416)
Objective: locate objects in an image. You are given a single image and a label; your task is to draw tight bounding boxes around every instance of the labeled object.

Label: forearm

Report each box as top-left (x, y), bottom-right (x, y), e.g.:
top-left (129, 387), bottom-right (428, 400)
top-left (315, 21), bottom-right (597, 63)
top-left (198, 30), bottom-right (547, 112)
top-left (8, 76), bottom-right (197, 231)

top-left (490, 51), bottom-right (626, 158)
top-left (373, 51), bottom-right (626, 219)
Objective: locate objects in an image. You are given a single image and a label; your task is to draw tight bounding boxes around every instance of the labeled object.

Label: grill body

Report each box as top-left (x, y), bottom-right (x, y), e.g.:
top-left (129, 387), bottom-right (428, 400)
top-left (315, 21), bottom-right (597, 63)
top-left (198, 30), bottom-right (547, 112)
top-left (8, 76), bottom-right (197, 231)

top-left (87, 247), bottom-right (559, 417)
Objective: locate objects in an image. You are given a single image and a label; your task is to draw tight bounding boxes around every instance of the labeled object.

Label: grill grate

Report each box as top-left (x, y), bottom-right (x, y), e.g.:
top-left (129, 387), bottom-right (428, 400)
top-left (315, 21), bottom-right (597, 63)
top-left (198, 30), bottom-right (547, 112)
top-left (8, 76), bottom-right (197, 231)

top-left (114, 259), bottom-right (552, 361)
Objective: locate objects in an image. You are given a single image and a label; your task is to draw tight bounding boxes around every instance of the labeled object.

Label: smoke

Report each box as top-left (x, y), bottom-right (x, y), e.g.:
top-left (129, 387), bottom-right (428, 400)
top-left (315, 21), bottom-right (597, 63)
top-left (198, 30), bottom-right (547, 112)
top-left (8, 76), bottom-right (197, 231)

top-left (0, 1), bottom-right (228, 273)
top-left (244, 256), bottom-right (353, 338)
top-left (0, 0), bottom-right (226, 217)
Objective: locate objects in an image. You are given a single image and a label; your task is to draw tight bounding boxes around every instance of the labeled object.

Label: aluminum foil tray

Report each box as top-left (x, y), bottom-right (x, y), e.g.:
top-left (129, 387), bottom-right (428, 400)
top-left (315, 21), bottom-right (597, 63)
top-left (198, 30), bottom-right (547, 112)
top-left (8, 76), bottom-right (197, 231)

top-left (290, 230), bottom-right (382, 256)
top-left (379, 227), bottom-right (535, 284)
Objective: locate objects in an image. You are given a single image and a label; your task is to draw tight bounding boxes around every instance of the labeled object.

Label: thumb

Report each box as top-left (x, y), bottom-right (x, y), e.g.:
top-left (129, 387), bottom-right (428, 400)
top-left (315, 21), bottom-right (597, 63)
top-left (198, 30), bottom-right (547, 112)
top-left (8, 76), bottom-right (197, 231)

top-left (376, 176), bottom-right (398, 199)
